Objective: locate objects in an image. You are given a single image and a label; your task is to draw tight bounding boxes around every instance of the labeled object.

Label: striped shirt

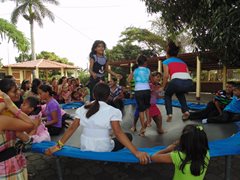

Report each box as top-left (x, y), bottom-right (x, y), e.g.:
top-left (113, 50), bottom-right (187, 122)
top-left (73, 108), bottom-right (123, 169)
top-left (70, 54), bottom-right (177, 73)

top-left (163, 57), bottom-right (191, 80)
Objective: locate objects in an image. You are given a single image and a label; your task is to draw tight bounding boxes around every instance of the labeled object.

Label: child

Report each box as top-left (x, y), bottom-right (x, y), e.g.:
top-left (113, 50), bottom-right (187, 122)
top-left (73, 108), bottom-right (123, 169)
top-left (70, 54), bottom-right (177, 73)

top-left (38, 84), bottom-right (63, 136)
top-left (130, 71), bottom-right (164, 134)
top-left (151, 124), bottom-right (210, 180)
top-left (202, 82), bottom-right (240, 123)
top-left (146, 71), bottom-right (164, 134)
top-left (59, 83), bottom-right (71, 103)
top-left (133, 55), bottom-right (151, 136)
top-left (20, 96), bottom-right (50, 143)
top-left (88, 40), bottom-right (122, 101)
top-left (45, 83), bottom-right (150, 165)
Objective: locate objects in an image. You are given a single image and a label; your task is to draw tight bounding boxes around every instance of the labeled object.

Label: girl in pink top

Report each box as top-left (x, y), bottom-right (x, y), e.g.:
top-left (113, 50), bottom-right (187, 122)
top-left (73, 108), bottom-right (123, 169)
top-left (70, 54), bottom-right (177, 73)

top-left (146, 71), bottom-right (164, 134)
top-left (21, 96), bottom-right (50, 143)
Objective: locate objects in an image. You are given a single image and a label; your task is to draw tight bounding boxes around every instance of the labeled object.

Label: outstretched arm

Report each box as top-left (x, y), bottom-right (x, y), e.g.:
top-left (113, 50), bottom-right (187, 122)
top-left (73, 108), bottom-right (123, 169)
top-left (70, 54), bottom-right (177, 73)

top-left (151, 140), bottom-right (179, 163)
top-left (45, 119), bottom-right (80, 155)
top-left (105, 62), bottom-right (122, 79)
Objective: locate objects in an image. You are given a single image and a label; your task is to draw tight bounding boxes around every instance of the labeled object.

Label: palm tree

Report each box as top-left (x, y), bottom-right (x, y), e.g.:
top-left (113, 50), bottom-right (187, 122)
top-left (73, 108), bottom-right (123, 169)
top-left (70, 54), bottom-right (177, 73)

top-left (10, 0), bottom-right (59, 60)
top-left (0, 18), bottom-right (29, 52)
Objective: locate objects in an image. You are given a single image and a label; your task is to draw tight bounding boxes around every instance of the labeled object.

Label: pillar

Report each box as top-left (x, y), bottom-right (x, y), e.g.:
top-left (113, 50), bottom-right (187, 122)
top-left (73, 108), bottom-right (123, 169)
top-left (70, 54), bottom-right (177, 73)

top-left (19, 70), bottom-right (24, 83)
top-left (61, 67), bottom-right (64, 77)
top-left (130, 63), bottom-right (133, 73)
top-left (8, 67), bottom-right (12, 75)
top-left (196, 56), bottom-right (201, 102)
top-left (108, 65), bottom-right (111, 81)
top-left (222, 65), bottom-right (227, 90)
top-left (158, 60), bottom-right (162, 73)
top-left (35, 67), bottom-right (39, 78)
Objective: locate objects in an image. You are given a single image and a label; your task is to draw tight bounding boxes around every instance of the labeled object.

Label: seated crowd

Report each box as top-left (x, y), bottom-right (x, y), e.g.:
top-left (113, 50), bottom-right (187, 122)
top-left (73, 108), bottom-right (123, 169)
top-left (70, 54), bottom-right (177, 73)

top-left (0, 73), bottom-right (239, 180)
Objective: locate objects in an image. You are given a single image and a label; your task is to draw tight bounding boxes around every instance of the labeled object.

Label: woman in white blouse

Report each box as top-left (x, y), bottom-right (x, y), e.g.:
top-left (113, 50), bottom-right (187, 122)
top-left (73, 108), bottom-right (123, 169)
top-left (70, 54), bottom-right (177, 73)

top-left (45, 83), bottom-right (150, 164)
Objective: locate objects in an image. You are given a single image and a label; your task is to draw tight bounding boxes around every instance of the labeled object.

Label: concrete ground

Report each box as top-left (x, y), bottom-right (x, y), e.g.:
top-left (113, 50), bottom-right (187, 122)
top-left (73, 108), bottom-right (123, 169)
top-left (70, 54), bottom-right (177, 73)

top-left (26, 93), bottom-right (240, 180)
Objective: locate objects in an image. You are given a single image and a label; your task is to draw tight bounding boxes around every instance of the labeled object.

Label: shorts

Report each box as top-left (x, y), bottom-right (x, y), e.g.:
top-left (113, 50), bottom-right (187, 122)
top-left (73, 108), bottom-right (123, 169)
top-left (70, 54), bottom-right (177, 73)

top-left (134, 90), bottom-right (151, 112)
top-left (149, 104), bottom-right (161, 117)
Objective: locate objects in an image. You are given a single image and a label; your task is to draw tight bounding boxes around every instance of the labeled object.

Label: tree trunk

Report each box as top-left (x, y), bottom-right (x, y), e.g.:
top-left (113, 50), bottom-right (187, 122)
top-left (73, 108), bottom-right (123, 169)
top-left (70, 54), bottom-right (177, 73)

top-left (30, 21), bottom-right (36, 60)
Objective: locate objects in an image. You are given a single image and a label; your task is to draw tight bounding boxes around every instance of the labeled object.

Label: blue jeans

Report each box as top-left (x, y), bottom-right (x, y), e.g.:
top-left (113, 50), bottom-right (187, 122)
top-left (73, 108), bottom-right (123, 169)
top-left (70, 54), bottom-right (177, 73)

top-left (164, 79), bottom-right (193, 115)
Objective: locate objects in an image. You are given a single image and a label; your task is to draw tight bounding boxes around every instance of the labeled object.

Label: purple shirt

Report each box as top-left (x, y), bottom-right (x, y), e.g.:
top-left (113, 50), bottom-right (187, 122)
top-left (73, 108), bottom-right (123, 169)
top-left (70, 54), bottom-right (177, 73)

top-left (46, 98), bottom-right (62, 128)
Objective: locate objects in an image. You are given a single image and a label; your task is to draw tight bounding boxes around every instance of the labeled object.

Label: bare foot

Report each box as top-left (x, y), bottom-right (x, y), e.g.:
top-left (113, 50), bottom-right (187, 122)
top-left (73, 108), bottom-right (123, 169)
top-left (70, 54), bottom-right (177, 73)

top-left (157, 128), bottom-right (165, 134)
top-left (182, 111), bottom-right (190, 121)
top-left (138, 128), bottom-right (146, 137)
top-left (166, 115), bottom-right (172, 122)
top-left (130, 127), bottom-right (137, 132)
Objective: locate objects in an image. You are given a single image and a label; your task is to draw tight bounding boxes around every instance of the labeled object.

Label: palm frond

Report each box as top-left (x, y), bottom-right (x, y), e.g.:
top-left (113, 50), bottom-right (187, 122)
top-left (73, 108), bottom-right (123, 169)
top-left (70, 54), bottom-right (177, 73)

top-left (11, 3), bottom-right (29, 24)
top-left (41, 0), bottom-right (59, 6)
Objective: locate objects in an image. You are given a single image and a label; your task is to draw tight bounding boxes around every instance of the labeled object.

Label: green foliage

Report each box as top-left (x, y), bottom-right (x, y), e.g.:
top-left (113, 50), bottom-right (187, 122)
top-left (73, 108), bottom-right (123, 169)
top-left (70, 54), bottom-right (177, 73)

top-left (119, 27), bottom-right (166, 53)
top-left (141, 0), bottom-right (240, 65)
top-left (0, 18), bottom-right (29, 52)
top-left (9, 0), bottom-right (59, 60)
top-left (15, 51), bottom-right (74, 65)
top-left (106, 43), bottom-right (142, 61)
top-left (77, 69), bottom-right (89, 86)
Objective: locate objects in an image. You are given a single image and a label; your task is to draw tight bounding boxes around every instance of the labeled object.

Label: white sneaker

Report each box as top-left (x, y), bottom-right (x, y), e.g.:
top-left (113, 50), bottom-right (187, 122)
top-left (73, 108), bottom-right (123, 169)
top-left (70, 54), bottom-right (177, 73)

top-left (202, 119), bottom-right (208, 124)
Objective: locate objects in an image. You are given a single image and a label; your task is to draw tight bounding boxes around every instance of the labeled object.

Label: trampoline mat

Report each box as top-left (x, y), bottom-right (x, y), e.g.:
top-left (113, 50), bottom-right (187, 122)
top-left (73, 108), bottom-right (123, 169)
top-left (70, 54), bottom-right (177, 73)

top-left (52, 105), bottom-right (238, 148)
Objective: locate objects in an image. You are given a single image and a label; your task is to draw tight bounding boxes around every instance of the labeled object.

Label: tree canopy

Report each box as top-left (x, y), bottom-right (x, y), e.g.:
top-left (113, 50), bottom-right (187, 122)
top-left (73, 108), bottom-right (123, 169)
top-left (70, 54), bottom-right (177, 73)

top-left (141, 0), bottom-right (240, 65)
top-left (15, 51), bottom-right (74, 65)
top-left (0, 18), bottom-right (29, 52)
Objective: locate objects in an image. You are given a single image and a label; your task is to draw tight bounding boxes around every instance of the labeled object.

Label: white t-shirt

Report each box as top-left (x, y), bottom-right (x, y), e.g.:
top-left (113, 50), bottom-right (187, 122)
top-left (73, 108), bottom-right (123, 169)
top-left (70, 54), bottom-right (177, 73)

top-left (75, 101), bottom-right (122, 152)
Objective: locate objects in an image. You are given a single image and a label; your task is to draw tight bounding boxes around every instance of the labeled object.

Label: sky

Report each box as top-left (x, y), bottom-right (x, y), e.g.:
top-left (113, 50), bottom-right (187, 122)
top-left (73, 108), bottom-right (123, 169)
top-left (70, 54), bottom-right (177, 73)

top-left (0, 0), bottom-right (156, 69)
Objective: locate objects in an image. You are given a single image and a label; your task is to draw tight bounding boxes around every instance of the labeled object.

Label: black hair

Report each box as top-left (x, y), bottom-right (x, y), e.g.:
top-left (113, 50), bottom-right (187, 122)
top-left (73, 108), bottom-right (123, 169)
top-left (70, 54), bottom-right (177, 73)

top-left (136, 55), bottom-right (147, 66)
top-left (151, 71), bottom-right (162, 77)
top-left (84, 82), bottom-right (110, 118)
top-left (58, 76), bottom-right (66, 85)
top-left (4, 75), bottom-right (14, 79)
top-left (38, 84), bottom-right (55, 96)
top-left (89, 40), bottom-right (106, 58)
top-left (0, 78), bottom-right (17, 93)
top-left (25, 96), bottom-right (41, 115)
top-left (167, 40), bottom-right (180, 57)
top-left (21, 80), bottom-right (30, 91)
top-left (31, 78), bottom-right (42, 95)
top-left (177, 124), bottom-right (209, 176)
top-left (233, 82), bottom-right (240, 89)
top-left (71, 90), bottom-right (79, 101)
top-left (227, 81), bottom-right (236, 86)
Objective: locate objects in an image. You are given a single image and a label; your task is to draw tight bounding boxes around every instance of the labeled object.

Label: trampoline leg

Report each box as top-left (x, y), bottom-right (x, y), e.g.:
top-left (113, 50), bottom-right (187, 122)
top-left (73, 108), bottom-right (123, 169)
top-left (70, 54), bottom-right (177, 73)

top-left (56, 157), bottom-right (63, 180)
top-left (224, 156), bottom-right (231, 180)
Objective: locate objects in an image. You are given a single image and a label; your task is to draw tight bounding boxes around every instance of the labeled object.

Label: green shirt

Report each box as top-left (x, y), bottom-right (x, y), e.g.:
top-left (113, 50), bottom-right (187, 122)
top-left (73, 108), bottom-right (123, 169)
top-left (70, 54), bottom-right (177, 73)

top-left (170, 151), bottom-right (210, 180)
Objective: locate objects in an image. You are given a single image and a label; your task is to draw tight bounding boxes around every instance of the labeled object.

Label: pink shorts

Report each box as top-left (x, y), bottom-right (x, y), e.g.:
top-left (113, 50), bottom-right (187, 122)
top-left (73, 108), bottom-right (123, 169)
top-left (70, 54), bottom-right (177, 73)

top-left (149, 104), bottom-right (161, 117)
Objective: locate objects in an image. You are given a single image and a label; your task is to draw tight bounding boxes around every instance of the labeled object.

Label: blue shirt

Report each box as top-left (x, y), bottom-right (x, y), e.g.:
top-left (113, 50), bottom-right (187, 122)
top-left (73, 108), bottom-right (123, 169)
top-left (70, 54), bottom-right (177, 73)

top-left (224, 96), bottom-right (240, 113)
top-left (133, 67), bottom-right (150, 91)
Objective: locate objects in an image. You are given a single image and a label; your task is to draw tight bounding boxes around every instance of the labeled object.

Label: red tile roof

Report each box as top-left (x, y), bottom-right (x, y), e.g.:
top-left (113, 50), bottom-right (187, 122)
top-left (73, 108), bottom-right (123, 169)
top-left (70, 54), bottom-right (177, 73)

top-left (4, 59), bottom-right (78, 69)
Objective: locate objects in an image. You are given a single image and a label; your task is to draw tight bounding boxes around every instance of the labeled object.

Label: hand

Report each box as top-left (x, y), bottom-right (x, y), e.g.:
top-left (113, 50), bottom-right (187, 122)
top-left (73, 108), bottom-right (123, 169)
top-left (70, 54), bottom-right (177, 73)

top-left (45, 145), bottom-right (60, 156)
top-left (92, 73), bottom-right (97, 79)
top-left (134, 151), bottom-right (151, 165)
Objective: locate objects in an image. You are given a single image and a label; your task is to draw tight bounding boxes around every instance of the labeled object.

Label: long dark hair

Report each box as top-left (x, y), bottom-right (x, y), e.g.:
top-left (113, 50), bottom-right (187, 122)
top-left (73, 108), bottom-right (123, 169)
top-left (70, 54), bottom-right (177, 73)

top-left (0, 78), bottom-right (17, 93)
top-left (84, 82), bottom-right (110, 118)
top-left (167, 40), bottom-right (180, 57)
top-left (25, 96), bottom-right (41, 115)
top-left (89, 40), bottom-right (106, 58)
top-left (177, 124), bottom-right (209, 176)
top-left (31, 78), bottom-right (42, 95)
top-left (39, 84), bottom-right (56, 96)
top-left (21, 80), bottom-right (30, 91)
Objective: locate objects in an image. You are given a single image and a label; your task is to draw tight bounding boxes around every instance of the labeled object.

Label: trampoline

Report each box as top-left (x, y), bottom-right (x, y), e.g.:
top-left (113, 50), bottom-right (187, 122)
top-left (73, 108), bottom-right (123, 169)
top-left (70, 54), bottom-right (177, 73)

top-left (32, 101), bottom-right (240, 180)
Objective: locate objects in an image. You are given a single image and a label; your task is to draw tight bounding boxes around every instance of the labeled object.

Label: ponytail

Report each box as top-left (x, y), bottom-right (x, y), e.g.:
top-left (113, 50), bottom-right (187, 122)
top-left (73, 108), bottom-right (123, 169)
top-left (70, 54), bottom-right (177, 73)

top-left (84, 100), bottom-right (100, 118)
